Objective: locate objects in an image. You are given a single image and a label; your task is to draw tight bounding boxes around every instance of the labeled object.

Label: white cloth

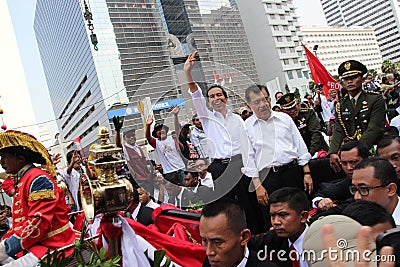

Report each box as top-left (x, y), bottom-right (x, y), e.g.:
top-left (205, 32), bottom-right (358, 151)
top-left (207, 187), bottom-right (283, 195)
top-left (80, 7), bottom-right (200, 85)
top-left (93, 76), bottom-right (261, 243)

top-left (174, 187), bottom-right (185, 208)
top-left (0, 252), bottom-right (39, 267)
top-left (190, 89), bottom-right (246, 159)
top-left (155, 136), bottom-right (186, 174)
top-left (146, 199), bottom-right (160, 210)
top-left (153, 187), bottom-right (169, 204)
top-left (288, 225), bottom-right (309, 267)
top-left (200, 172), bottom-right (214, 189)
top-left (190, 126), bottom-right (209, 158)
top-left (390, 115), bottom-right (400, 133)
top-left (392, 196), bottom-right (400, 227)
top-left (314, 94), bottom-right (332, 123)
top-left (119, 216), bottom-right (152, 267)
top-left (241, 111), bottom-right (311, 178)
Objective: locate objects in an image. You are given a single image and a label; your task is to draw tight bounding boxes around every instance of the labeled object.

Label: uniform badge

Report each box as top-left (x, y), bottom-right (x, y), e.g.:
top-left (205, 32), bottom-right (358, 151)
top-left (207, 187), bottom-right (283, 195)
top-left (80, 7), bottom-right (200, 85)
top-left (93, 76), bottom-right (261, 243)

top-left (362, 101), bottom-right (367, 105)
top-left (344, 62), bottom-right (351, 70)
top-left (345, 108), bottom-right (348, 112)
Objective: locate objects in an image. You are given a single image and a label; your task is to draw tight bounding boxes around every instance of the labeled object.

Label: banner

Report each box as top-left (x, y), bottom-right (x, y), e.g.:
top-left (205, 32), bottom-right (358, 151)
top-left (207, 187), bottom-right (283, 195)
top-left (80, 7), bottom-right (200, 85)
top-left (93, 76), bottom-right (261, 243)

top-left (303, 44), bottom-right (342, 95)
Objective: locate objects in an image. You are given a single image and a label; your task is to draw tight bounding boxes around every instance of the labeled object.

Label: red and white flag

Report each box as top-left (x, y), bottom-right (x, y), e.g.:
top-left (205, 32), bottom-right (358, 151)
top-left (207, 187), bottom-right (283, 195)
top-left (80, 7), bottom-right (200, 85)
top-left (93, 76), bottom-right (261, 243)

top-left (303, 44), bottom-right (342, 95)
top-left (214, 74), bottom-right (219, 84)
top-left (221, 74), bottom-right (225, 86)
top-left (228, 72), bottom-right (233, 83)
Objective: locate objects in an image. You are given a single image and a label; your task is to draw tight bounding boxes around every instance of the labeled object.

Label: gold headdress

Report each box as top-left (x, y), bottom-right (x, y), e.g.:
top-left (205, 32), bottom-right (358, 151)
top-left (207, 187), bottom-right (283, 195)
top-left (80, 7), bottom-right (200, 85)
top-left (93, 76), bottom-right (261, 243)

top-left (0, 130), bottom-right (56, 177)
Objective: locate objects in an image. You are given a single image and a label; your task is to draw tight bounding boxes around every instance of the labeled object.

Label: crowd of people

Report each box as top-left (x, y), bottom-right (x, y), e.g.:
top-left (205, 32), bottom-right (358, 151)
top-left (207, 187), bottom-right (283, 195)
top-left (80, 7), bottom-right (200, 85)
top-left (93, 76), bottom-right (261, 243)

top-left (0, 54), bottom-right (399, 266)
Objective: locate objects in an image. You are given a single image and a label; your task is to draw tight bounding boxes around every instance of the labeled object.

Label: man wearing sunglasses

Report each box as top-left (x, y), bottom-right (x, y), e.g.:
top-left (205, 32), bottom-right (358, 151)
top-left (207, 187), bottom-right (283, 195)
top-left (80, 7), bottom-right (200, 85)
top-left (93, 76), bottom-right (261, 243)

top-left (350, 157), bottom-right (400, 227)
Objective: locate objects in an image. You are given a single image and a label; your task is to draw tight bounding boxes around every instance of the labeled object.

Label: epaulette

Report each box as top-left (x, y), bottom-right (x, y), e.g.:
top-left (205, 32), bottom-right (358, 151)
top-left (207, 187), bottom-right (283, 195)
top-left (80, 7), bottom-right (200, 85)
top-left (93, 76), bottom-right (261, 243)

top-left (365, 90), bottom-right (380, 95)
top-left (299, 108), bottom-right (309, 113)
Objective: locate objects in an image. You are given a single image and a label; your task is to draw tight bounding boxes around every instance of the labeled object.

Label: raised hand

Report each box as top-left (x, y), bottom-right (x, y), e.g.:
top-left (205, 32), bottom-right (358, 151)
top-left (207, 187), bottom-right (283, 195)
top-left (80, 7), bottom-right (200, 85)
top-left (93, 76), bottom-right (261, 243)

top-left (146, 115), bottom-right (154, 126)
top-left (184, 51), bottom-right (198, 74)
top-left (112, 116), bottom-right (124, 132)
top-left (170, 105), bottom-right (180, 116)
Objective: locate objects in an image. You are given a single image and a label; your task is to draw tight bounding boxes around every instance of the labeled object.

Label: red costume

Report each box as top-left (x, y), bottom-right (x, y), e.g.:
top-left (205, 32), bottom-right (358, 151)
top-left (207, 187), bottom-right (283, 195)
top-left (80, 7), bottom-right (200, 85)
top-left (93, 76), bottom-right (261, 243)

top-left (124, 145), bottom-right (152, 181)
top-left (2, 165), bottom-right (76, 259)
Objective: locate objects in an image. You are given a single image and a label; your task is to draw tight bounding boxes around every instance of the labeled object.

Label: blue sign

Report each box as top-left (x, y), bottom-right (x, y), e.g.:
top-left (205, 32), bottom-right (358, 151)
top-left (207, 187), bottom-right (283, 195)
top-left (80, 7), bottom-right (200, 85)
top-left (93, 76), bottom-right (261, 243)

top-left (107, 98), bottom-right (185, 119)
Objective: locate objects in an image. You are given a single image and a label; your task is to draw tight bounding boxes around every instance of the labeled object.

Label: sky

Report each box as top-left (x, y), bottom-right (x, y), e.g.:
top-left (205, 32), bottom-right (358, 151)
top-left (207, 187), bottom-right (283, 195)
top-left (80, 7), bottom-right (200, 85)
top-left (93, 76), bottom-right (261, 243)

top-left (4, 0), bottom-right (327, 141)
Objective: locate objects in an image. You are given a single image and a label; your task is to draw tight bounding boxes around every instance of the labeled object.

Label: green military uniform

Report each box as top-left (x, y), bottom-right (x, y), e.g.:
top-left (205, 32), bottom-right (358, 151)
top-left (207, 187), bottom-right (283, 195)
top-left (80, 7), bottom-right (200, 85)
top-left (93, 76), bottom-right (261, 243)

top-left (328, 60), bottom-right (386, 154)
top-left (277, 93), bottom-right (329, 155)
top-left (328, 91), bottom-right (386, 154)
top-left (296, 108), bottom-right (329, 155)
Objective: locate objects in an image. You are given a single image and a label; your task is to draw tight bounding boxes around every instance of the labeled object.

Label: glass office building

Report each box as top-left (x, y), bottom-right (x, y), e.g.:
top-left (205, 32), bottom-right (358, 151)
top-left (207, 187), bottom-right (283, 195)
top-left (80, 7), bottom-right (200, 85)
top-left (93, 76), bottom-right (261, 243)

top-left (34, 0), bottom-right (259, 148)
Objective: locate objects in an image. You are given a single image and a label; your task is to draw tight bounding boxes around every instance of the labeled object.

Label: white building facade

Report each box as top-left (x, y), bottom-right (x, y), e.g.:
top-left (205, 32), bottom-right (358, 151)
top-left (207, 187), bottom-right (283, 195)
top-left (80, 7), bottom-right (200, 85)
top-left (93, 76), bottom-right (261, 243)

top-left (301, 26), bottom-right (383, 76)
top-left (321, 0), bottom-right (400, 63)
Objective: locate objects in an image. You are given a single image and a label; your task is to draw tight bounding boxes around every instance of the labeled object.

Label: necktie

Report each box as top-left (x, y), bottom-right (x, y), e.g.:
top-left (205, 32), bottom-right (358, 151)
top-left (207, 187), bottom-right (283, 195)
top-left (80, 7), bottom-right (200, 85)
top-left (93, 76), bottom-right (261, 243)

top-left (290, 244), bottom-right (300, 267)
top-left (351, 98), bottom-right (356, 108)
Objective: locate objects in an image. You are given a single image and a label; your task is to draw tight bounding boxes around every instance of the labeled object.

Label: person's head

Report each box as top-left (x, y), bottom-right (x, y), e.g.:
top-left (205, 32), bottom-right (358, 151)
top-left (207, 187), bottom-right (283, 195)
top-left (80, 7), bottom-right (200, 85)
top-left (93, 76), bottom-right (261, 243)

top-left (123, 128), bottom-right (137, 145)
top-left (180, 124), bottom-right (191, 138)
top-left (206, 85), bottom-right (228, 113)
top-left (338, 60), bottom-right (367, 96)
top-left (195, 158), bottom-right (208, 177)
top-left (274, 91), bottom-right (283, 101)
top-left (305, 93), bottom-right (314, 105)
top-left (184, 171), bottom-right (199, 188)
top-left (200, 198), bottom-right (250, 267)
top-left (383, 126), bottom-right (399, 137)
top-left (328, 89), bottom-right (338, 99)
top-left (152, 124), bottom-right (169, 140)
top-left (238, 107), bottom-right (252, 121)
top-left (192, 114), bottom-right (203, 130)
top-left (268, 187), bottom-right (309, 242)
top-left (365, 74), bottom-right (373, 83)
top-left (377, 136), bottom-right (400, 179)
top-left (342, 200), bottom-right (395, 242)
top-left (245, 84), bottom-right (271, 121)
top-left (164, 178), bottom-right (182, 197)
top-left (66, 150), bottom-right (82, 169)
top-left (272, 105), bottom-right (281, 111)
top-left (276, 93), bottom-right (299, 119)
top-left (351, 158), bottom-right (398, 212)
top-left (381, 76), bottom-right (389, 85)
top-left (137, 187), bottom-right (152, 206)
top-left (339, 141), bottom-right (369, 179)
top-left (0, 131), bottom-right (54, 176)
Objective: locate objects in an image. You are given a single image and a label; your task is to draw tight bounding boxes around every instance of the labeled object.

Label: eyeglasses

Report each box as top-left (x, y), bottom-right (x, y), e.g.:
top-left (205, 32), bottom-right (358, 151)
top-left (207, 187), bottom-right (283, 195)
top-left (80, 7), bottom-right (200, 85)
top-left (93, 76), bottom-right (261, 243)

top-left (349, 184), bottom-right (388, 196)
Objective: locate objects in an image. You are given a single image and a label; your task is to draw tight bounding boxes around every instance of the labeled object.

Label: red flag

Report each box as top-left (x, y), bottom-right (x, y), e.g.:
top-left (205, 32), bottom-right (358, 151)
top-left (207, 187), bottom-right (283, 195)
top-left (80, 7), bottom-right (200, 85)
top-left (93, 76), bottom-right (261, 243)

top-left (73, 137), bottom-right (81, 143)
top-left (221, 74), bottom-right (225, 86)
top-left (214, 74), bottom-right (219, 84)
top-left (303, 44), bottom-right (342, 96)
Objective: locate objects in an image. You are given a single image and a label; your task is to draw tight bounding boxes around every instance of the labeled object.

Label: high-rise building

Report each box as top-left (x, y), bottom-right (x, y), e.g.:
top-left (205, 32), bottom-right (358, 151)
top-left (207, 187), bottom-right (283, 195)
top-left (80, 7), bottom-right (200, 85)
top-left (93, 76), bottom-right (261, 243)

top-left (236, 0), bottom-right (310, 96)
top-left (34, 0), bottom-right (260, 149)
top-left (301, 26), bottom-right (383, 76)
top-left (320, 0), bottom-right (400, 63)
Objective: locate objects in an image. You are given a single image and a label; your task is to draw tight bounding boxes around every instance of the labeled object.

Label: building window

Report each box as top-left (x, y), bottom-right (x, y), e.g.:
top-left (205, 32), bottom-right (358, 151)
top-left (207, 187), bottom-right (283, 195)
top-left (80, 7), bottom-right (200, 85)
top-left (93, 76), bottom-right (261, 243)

top-left (297, 70), bottom-right (303, 78)
top-left (283, 59), bottom-right (289, 65)
top-left (266, 3), bottom-right (272, 8)
top-left (279, 14), bottom-right (285, 20)
top-left (273, 25), bottom-right (279, 31)
top-left (280, 47), bottom-right (286, 53)
top-left (303, 71), bottom-right (309, 79)
top-left (283, 25), bottom-right (288, 30)
top-left (277, 36), bottom-right (283, 42)
top-left (270, 14), bottom-right (276, 19)
top-left (287, 71), bottom-right (294, 80)
top-left (293, 58), bottom-right (298, 64)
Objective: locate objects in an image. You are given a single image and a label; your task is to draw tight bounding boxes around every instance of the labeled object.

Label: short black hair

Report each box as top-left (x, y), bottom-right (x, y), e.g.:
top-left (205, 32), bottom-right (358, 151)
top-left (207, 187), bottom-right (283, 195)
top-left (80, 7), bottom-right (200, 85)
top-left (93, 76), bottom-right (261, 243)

top-left (340, 141), bottom-right (369, 159)
top-left (201, 198), bottom-right (246, 233)
top-left (274, 91), bottom-right (283, 99)
top-left (206, 85), bottom-right (228, 99)
top-left (192, 114), bottom-right (198, 122)
top-left (354, 158), bottom-right (397, 185)
top-left (257, 84), bottom-right (270, 97)
top-left (383, 126), bottom-right (399, 137)
top-left (377, 136), bottom-right (400, 155)
top-left (342, 200), bottom-right (396, 228)
top-left (184, 171), bottom-right (199, 179)
top-left (244, 84), bottom-right (262, 103)
top-left (269, 187), bottom-right (309, 214)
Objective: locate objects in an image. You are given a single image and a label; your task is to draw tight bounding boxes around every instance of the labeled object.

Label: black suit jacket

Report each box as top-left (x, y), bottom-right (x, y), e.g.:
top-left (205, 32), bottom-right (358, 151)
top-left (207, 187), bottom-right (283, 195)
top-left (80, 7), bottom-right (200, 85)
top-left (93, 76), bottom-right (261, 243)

top-left (136, 205), bottom-right (154, 226)
top-left (202, 249), bottom-right (278, 267)
top-left (248, 231), bottom-right (292, 267)
top-left (169, 188), bottom-right (201, 209)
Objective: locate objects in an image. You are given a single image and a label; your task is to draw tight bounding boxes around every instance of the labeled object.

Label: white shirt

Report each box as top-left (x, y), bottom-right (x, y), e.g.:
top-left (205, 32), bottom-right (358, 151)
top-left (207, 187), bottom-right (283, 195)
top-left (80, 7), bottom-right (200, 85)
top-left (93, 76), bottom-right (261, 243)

top-left (200, 172), bottom-right (214, 189)
top-left (155, 136), bottom-right (186, 174)
top-left (146, 199), bottom-right (160, 210)
top-left (62, 165), bottom-right (88, 211)
top-left (190, 126), bottom-right (209, 158)
top-left (190, 89), bottom-right (246, 159)
top-left (288, 225), bottom-right (309, 267)
top-left (314, 94), bottom-right (332, 123)
top-left (175, 187), bottom-right (185, 208)
top-left (392, 196), bottom-right (400, 227)
top-left (241, 111), bottom-right (311, 178)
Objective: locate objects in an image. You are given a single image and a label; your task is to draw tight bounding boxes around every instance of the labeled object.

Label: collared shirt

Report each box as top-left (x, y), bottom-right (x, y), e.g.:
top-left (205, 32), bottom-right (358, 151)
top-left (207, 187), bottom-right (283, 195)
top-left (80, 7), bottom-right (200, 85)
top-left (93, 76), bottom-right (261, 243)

top-left (124, 143), bottom-right (144, 158)
top-left (175, 187), bottom-right (185, 208)
top-left (236, 246), bottom-right (249, 267)
top-left (393, 196), bottom-right (400, 227)
top-left (190, 126), bottom-right (209, 158)
top-left (241, 111), bottom-right (311, 178)
top-left (349, 91), bottom-right (362, 106)
top-left (288, 225), bottom-right (309, 267)
top-left (190, 89), bottom-right (246, 159)
top-left (200, 172), bottom-right (214, 189)
top-left (314, 94), bottom-right (332, 122)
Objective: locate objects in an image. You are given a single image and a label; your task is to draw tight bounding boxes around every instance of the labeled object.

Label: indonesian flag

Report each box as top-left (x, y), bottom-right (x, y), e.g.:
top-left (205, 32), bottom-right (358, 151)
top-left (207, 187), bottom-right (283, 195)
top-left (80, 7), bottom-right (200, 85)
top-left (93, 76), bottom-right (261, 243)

top-left (73, 137), bottom-right (85, 158)
top-left (214, 74), bottom-right (219, 84)
top-left (303, 44), bottom-right (342, 96)
top-left (221, 74), bottom-right (225, 86)
top-left (228, 72), bottom-right (232, 83)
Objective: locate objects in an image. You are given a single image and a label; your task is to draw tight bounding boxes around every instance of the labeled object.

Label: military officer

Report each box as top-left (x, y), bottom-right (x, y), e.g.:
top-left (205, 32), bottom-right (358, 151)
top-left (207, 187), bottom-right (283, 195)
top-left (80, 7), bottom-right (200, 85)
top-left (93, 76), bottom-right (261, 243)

top-left (277, 93), bottom-right (329, 156)
top-left (329, 60), bottom-right (386, 172)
